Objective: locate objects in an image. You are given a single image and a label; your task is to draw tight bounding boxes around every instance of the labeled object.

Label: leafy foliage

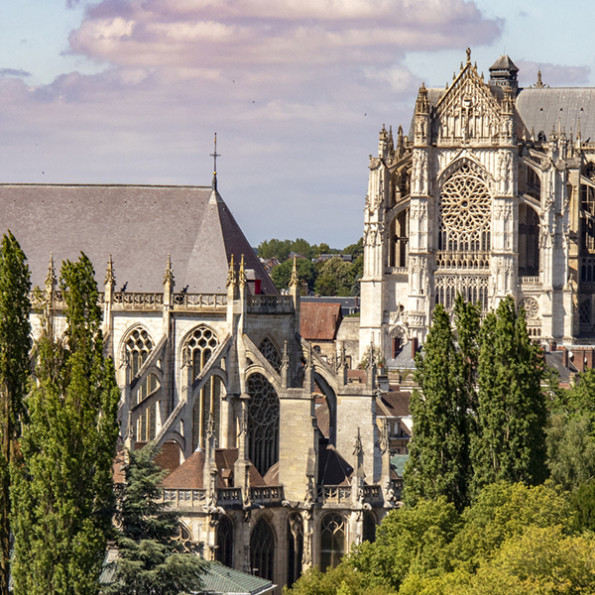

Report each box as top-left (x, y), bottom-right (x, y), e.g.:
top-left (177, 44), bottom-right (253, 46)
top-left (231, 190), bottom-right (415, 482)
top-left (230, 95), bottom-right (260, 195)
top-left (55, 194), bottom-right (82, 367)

top-left (12, 254), bottom-right (120, 595)
top-left (472, 297), bottom-right (548, 494)
top-left (404, 304), bottom-right (471, 511)
top-left (105, 443), bottom-right (207, 594)
top-left (287, 482), bottom-right (593, 595)
top-left (0, 232), bottom-right (31, 594)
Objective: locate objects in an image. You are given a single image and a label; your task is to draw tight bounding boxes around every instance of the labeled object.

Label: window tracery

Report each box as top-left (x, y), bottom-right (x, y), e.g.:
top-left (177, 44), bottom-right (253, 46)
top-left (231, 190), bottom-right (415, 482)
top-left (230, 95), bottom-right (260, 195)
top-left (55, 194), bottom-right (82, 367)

top-left (438, 162), bottom-right (491, 265)
top-left (389, 209), bottom-right (409, 268)
top-left (124, 327), bottom-right (160, 442)
top-left (247, 373), bottom-right (279, 477)
top-left (518, 204), bottom-right (540, 277)
top-left (184, 326), bottom-right (221, 450)
top-left (215, 515), bottom-right (233, 567)
top-left (287, 513), bottom-right (303, 586)
top-left (259, 337), bottom-right (281, 372)
top-left (320, 513), bottom-right (345, 572)
top-left (250, 519), bottom-right (275, 581)
top-left (580, 174), bottom-right (595, 252)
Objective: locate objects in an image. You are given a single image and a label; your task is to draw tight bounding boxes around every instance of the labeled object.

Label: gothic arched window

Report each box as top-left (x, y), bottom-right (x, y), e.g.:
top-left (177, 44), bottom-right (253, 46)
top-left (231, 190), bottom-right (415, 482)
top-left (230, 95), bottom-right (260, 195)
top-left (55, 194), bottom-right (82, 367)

top-left (250, 519), bottom-right (275, 581)
top-left (247, 373), bottom-right (279, 477)
top-left (184, 326), bottom-right (221, 451)
top-left (438, 162), bottom-right (491, 266)
top-left (287, 513), bottom-right (303, 586)
top-left (363, 511), bottom-right (377, 543)
top-left (124, 328), bottom-right (160, 442)
top-left (320, 513), bottom-right (345, 572)
top-left (216, 516), bottom-right (234, 567)
top-left (389, 209), bottom-right (409, 268)
top-left (259, 337), bottom-right (281, 372)
top-left (518, 204), bottom-right (540, 277)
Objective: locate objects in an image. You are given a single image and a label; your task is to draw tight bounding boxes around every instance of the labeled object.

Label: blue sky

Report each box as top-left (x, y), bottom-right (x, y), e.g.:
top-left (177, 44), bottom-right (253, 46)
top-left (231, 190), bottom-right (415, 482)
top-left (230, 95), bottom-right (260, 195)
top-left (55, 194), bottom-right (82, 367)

top-left (1, 1), bottom-right (594, 248)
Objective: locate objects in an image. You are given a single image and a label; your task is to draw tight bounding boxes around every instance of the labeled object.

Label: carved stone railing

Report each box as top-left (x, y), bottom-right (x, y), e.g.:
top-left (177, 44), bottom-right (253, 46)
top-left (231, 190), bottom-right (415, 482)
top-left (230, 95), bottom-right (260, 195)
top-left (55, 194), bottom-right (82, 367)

top-left (317, 485), bottom-right (352, 504)
top-left (362, 485), bottom-right (382, 503)
top-left (173, 293), bottom-right (227, 311)
top-left (113, 292), bottom-right (164, 310)
top-left (436, 250), bottom-right (490, 270)
top-left (161, 489), bottom-right (207, 509)
top-left (247, 295), bottom-right (294, 314)
top-left (217, 488), bottom-right (242, 507)
top-left (250, 486), bottom-right (284, 505)
top-left (519, 276), bottom-right (540, 285)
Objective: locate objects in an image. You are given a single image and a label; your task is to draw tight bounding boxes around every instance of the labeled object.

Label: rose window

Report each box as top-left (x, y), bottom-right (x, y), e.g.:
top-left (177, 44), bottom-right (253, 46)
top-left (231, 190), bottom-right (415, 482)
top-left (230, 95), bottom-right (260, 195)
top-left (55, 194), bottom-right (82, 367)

top-left (438, 163), bottom-right (491, 261)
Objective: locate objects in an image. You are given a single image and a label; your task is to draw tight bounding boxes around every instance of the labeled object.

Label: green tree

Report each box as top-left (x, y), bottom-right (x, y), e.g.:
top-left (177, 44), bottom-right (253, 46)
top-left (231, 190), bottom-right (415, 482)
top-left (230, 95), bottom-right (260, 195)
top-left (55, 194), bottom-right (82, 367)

top-left (342, 237), bottom-right (364, 258)
top-left (405, 304), bottom-right (471, 510)
top-left (271, 258), bottom-right (317, 291)
top-left (105, 443), bottom-right (207, 594)
top-left (12, 254), bottom-right (120, 595)
top-left (0, 232), bottom-right (31, 595)
top-left (314, 257), bottom-right (354, 296)
top-left (257, 238), bottom-right (292, 261)
top-left (290, 238), bottom-right (314, 259)
top-left (472, 297), bottom-right (547, 494)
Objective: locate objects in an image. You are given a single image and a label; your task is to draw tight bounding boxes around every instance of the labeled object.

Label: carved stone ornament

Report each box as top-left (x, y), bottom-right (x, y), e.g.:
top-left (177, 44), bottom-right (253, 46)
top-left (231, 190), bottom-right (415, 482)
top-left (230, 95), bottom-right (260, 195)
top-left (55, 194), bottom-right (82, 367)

top-left (521, 297), bottom-right (539, 319)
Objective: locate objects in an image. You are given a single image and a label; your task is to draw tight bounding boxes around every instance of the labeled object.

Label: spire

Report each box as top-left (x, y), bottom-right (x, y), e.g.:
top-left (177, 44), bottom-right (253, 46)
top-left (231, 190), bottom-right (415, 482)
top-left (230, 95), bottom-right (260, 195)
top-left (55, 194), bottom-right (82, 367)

top-left (163, 254), bottom-right (174, 286)
top-left (466, 47), bottom-right (471, 64)
top-left (226, 254), bottom-right (236, 288)
top-left (210, 132), bottom-right (220, 192)
top-left (45, 253), bottom-right (56, 290)
top-left (104, 254), bottom-right (115, 286)
top-left (289, 255), bottom-right (299, 289)
top-left (238, 254), bottom-right (246, 288)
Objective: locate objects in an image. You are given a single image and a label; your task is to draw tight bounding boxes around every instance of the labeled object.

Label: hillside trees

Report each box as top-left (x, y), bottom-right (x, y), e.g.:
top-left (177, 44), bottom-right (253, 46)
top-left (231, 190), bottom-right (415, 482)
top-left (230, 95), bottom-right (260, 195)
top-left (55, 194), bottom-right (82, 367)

top-left (0, 232), bottom-right (31, 595)
top-left (12, 254), bottom-right (120, 594)
top-left (257, 237), bottom-right (363, 295)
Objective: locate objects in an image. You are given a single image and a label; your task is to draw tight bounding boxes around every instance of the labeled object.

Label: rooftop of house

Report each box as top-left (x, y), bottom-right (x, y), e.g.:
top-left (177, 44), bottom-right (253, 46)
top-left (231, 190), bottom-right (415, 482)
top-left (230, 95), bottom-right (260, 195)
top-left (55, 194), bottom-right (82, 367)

top-left (300, 301), bottom-right (343, 341)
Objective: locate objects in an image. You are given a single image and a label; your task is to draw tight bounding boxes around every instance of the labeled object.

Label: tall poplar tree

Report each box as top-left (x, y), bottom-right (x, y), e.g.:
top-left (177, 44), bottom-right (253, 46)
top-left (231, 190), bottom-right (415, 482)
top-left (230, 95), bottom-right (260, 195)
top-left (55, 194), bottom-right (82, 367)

top-left (472, 296), bottom-right (547, 494)
top-left (405, 304), bottom-right (471, 511)
top-left (0, 232), bottom-right (31, 595)
top-left (12, 254), bottom-right (120, 594)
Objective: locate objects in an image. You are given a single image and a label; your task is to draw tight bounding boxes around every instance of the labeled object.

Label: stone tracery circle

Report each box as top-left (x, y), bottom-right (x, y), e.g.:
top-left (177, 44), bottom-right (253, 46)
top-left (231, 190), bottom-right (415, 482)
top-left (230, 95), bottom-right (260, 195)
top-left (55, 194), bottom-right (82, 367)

top-left (521, 297), bottom-right (539, 319)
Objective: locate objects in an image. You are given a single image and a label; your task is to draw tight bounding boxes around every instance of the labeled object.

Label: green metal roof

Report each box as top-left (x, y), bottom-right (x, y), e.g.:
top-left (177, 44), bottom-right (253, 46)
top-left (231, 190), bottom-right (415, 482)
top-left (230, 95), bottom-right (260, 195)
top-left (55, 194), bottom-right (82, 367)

top-left (200, 563), bottom-right (275, 595)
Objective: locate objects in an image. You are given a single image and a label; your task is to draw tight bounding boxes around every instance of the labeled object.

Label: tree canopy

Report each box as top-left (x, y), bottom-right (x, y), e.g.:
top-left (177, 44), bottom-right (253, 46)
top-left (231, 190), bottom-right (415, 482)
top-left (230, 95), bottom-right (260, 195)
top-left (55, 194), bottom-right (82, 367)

top-left (12, 254), bottom-right (120, 595)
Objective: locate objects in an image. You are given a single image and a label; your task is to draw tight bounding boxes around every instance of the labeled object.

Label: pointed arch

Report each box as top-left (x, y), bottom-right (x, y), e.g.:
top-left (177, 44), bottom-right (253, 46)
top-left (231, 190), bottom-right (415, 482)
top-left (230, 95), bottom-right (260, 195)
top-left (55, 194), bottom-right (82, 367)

top-left (247, 373), bottom-right (279, 477)
top-left (320, 513), bottom-right (345, 571)
top-left (215, 515), bottom-right (234, 567)
top-left (258, 337), bottom-right (282, 372)
top-left (122, 325), bottom-right (161, 442)
top-left (250, 518), bottom-right (275, 581)
top-left (182, 325), bottom-right (222, 451)
top-left (518, 203), bottom-right (540, 277)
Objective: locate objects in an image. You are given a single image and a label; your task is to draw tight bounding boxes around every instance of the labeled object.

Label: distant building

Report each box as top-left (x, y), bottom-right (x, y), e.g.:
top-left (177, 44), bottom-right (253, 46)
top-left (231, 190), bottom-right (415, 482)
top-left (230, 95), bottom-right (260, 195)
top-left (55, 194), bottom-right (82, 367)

top-left (360, 49), bottom-right (595, 364)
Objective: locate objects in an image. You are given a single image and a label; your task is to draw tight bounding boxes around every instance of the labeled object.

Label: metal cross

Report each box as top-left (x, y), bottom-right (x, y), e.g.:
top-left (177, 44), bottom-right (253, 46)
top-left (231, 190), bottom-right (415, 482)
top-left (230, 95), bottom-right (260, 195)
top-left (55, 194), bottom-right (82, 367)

top-left (210, 132), bottom-right (220, 177)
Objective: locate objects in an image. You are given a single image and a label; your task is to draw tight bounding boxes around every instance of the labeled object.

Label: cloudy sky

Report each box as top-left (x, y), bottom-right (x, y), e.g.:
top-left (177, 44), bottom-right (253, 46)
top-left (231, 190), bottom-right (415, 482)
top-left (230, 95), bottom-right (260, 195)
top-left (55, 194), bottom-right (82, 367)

top-left (1, 0), bottom-right (594, 248)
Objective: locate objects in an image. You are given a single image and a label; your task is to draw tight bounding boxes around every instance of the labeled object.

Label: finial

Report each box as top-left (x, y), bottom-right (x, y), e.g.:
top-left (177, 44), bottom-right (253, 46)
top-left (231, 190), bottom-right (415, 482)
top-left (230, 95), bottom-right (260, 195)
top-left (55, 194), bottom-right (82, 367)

top-left (577, 118), bottom-right (582, 141)
top-left (289, 255), bottom-right (299, 288)
top-left (210, 132), bottom-right (220, 191)
top-left (45, 253), bottom-right (56, 288)
top-left (104, 254), bottom-right (115, 286)
top-left (226, 254), bottom-right (236, 288)
top-left (466, 47), bottom-right (471, 64)
top-left (535, 70), bottom-right (544, 88)
top-left (238, 254), bottom-right (246, 288)
top-left (163, 254), bottom-right (174, 286)
top-left (353, 427), bottom-right (363, 457)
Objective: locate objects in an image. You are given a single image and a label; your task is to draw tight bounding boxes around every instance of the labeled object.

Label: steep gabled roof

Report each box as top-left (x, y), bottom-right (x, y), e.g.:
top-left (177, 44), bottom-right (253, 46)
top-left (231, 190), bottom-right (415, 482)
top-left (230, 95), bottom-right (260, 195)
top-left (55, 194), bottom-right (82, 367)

top-left (0, 183), bottom-right (276, 294)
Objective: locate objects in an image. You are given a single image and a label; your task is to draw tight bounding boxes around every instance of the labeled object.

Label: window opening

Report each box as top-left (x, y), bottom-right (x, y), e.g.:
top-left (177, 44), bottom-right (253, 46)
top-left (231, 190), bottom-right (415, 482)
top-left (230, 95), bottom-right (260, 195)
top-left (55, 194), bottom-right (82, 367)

top-left (320, 513), bottom-right (345, 571)
top-left (250, 519), bottom-right (275, 581)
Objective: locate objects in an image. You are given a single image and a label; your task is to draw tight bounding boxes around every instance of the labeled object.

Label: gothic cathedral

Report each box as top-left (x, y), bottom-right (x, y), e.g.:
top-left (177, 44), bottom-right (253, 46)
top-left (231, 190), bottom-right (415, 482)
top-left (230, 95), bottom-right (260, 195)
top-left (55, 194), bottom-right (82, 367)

top-left (360, 50), bottom-right (595, 365)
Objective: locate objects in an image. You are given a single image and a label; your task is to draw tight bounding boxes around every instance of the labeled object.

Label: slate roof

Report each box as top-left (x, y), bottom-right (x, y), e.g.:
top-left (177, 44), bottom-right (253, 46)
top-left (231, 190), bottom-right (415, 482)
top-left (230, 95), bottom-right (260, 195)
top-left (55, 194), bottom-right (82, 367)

top-left (200, 562), bottom-right (275, 594)
top-left (0, 183), bottom-right (276, 294)
top-left (300, 302), bottom-right (342, 341)
top-left (515, 87), bottom-right (595, 141)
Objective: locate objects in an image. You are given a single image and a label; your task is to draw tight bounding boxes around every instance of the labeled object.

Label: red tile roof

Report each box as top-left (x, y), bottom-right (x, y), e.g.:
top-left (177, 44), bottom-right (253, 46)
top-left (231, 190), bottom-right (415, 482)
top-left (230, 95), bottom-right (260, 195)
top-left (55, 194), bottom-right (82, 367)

top-left (300, 302), bottom-right (342, 341)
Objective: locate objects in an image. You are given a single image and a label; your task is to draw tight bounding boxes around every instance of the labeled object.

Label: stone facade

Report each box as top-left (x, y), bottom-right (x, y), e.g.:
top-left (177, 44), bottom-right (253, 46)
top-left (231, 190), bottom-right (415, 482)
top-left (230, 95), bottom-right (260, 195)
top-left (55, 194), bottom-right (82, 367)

top-left (10, 181), bottom-right (398, 591)
top-left (360, 50), bottom-right (595, 363)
